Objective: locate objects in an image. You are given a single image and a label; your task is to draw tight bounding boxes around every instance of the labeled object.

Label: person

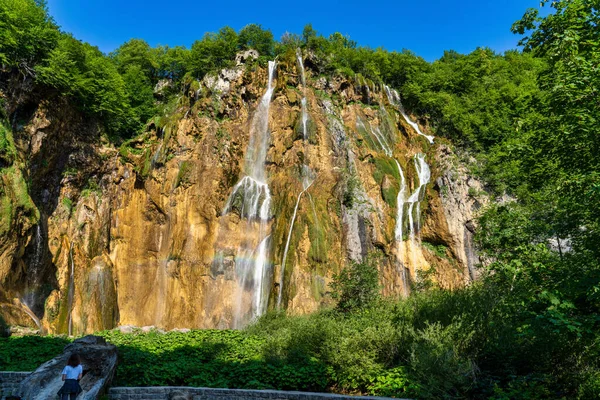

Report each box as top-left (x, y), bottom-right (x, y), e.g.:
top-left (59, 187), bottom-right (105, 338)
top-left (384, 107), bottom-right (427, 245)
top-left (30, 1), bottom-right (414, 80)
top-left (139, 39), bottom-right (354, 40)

top-left (57, 353), bottom-right (83, 400)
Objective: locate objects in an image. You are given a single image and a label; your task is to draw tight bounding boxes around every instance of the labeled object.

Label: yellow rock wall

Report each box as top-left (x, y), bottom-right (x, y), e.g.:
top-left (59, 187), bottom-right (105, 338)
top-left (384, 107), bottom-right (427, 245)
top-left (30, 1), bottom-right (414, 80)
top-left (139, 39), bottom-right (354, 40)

top-left (0, 57), bottom-right (482, 333)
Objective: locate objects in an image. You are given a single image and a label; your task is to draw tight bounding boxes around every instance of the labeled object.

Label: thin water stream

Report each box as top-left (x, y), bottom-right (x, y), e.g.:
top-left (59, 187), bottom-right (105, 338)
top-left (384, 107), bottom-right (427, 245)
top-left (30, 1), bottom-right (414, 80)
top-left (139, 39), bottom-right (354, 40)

top-left (67, 241), bottom-right (75, 336)
top-left (277, 50), bottom-right (316, 308)
top-left (384, 85), bottom-right (434, 144)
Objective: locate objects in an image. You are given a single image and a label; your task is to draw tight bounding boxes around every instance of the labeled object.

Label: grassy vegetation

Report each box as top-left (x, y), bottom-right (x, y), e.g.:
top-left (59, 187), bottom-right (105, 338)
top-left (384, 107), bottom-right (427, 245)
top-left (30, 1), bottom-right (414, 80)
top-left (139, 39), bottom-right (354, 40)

top-left (0, 336), bottom-right (71, 371)
top-left (0, 122), bottom-right (16, 165)
top-left (0, 165), bottom-right (39, 235)
top-left (174, 161), bottom-right (192, 188)
top-left (3, 270), bottom-right (596, 399)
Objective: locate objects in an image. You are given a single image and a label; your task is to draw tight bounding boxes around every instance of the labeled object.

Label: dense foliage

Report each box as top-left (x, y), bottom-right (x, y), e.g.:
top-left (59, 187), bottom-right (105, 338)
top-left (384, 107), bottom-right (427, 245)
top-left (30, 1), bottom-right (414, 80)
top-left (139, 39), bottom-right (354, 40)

top-left (0, 335), bottom-right (70, 371)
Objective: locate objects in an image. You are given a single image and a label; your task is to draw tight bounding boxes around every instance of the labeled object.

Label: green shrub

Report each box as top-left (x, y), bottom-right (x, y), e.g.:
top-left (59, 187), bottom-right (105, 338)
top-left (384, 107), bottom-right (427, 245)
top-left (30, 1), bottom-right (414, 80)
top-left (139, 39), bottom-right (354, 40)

top-left (0, 122), bottom-right (16, 165)
top-left (0, 336), bottom-right (70, 371)
top-left (330, 252), bottom-right (381, 313)
top-left (97, 329), bottom-right (327, 390)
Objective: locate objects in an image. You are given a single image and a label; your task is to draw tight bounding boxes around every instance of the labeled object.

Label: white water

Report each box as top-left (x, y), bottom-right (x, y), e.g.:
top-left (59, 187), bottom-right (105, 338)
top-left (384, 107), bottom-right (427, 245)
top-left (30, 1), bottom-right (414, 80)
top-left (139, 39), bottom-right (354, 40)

top-left (223, 176), bottom-right (271, 220)
top-left (301, 98), bottom-right (308, 140)
top-left (277, 177), bottom-right (314, 308)
top-left (276, 51), bottom-right (316, 308)
top-left (372, 125), bottom-right (393, 157)
top-left (252, 235), bottom-right (271, 315)
top-left (405, 154), bottom-right (431, 279)
top-left (34, 224), bottom-right (43, 267)
top-left (221, 61), bottom-right (276, 327)
top-left (153, 229), bottom-right (169, 326)
top-left (19, 299), bottom-right (43, 332)
top-left (384, 85), bottom-right (434, 144)
top-left (21, 225), bottom-right (44, 310)
top-left (356, 117), bottom-right (393, 156)
top-left (67, 242), bottom-right (75, 336)
top-left (297, 48), bottom-right (306, 87)
top-left (393, 160), bottom-right (410, 294)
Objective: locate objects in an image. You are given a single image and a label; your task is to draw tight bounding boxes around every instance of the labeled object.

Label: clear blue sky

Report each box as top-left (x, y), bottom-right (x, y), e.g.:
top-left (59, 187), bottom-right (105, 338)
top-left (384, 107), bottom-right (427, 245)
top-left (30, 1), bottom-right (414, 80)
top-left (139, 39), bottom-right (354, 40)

top-left (46, 0), bottom-right (547, 62)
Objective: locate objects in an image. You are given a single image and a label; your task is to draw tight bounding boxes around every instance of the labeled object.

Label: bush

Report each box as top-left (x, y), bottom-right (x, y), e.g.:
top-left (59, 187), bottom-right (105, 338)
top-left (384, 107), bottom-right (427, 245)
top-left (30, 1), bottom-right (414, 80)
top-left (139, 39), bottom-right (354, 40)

top-left (238, 24), bottom-right (274, 57)
top-left (187, 27), bottom-right (238, 78)
top-left (97, 329), bottom-right (328, 390)
top-left (330, 253), bottom-right (381, 312)
top-left (0, 336), bottom-right (70, 371)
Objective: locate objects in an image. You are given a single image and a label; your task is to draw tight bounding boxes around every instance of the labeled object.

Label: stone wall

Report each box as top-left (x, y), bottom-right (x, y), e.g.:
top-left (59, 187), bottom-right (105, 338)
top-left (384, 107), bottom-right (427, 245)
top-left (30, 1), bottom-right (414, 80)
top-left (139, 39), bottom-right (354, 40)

top-left (108, 387), bottom-right (405, 400)
top-left (0, 374), bottom-right (408, 400)
top-left (0, 372), bottom-right (30, 398)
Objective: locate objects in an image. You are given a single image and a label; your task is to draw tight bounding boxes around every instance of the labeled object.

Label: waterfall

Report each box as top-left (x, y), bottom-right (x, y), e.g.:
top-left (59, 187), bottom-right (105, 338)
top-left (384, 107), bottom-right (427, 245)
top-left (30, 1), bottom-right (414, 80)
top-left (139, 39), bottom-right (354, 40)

top-left (406, 154), bottom-right (431, 279)
top-left (358, 113), bottom-right (413, 292)
top-left (33, 224), bottom-right (43, 267)
top-left (301, 98), bottom-right (309, 140)
top-left (277, 50), bottom-right (316, 308)
top-left (393, 160), bottom-right (410, 294)
top-left (297, 48), bottom-right (306, 87)
top-left (67, 242), bottom-right (75, 336)
top-left (21, 224), bottom-right (44, 311)
top-left (220, 60), bottom-right (276, 328)
top-left (384, 85), bottom-right (434, 144)
top-left (20, 301), bottom-right (43, 332)
top-left (356, 117), bottom-right (393, 156)
top-left (373, 126), bottom-right (393, 157)
top-left (153, 229), bottom-right (169, 326)
top-left (277, 177), bottom-right (314, 308)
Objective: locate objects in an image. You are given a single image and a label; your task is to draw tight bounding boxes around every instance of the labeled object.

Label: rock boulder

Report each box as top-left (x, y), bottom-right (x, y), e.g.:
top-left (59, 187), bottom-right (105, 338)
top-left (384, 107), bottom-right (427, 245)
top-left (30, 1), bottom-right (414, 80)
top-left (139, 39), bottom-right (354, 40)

top-left (18, 335), bottom-right (117, 400)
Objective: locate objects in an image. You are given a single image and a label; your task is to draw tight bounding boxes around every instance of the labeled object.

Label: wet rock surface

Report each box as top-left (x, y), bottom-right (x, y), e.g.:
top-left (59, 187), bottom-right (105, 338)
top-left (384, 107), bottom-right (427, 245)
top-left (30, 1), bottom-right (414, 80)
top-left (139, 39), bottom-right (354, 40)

top-left (0, 56), bottom-right (483, 333)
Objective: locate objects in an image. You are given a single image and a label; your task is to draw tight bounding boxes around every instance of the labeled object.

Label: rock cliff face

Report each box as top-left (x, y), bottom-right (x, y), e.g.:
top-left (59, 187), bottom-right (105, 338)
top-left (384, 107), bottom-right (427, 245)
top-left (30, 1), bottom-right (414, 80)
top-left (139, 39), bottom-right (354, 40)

top-left (0, 52), bottom-right (484, 333)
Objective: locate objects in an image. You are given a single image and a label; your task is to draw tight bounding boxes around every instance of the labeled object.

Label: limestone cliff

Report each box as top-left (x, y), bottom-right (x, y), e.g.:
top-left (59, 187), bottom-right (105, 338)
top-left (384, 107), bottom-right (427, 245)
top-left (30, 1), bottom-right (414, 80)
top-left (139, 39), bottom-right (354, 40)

top-left (0, 51), bottom-right (484, 333)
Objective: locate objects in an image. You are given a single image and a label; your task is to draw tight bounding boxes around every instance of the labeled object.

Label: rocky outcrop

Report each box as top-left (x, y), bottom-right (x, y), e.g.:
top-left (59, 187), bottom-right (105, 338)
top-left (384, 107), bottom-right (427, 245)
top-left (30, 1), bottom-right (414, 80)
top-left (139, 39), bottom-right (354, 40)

top-left (18, 335), bottom-right (117, 399)
top-left (0, 51), bottom-right (485, 333)
top-left (431, 144), bottom-right (488, 282)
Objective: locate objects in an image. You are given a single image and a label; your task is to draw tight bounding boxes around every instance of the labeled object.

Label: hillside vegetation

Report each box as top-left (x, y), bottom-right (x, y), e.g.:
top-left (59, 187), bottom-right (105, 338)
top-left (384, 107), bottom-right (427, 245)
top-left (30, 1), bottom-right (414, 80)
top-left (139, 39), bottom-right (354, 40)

top-left (0, 0), bottom-right (599, 398)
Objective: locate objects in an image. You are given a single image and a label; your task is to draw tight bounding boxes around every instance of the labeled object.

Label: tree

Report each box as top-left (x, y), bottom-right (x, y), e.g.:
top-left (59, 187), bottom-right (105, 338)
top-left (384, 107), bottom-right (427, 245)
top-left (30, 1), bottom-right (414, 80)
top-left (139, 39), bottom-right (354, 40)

top-left (36, 34), bottom-right (134, 135)
top-left (302, 24), bottom-right (317, 45)
top-left (110, 38), bottom-right (157, 81)
top-left (122, 64), bottom-right (155, 129)
top-left (188, 27), bottom-right (238, 78)
top-left (330, 253), bottom-right (381, 313)
top-left (238, 24), bottom-right (274, 57)
top-left (512, 0), bottom-right (600, 258)
top-left (153, 45), bottom-right (189, 82)
top-left (0, 0), bottom-right (58, 74)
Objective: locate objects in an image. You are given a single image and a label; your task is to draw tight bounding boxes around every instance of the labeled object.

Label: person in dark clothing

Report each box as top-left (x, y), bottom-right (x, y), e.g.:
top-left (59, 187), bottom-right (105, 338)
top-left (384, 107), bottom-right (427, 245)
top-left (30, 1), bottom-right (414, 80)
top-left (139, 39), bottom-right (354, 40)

top-left (57, 353), bottom-right (83, 399)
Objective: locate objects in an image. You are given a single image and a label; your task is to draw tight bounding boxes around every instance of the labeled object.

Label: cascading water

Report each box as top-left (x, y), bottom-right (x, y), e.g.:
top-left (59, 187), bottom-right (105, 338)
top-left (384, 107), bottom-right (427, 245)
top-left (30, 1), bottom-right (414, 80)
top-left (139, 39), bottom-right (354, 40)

top-left (393, 160), bottom-right (410, 294)
top-left (373, 126), bottom-right (393, 157)
top-left (19, 300), bottom-right (43, 332)
top-left (358, 111), bottom-right (414, 292)
top-left (356, 117), bottom-right (393, 156)
top-left (405, 154), bottom-right (431, 279)
top-left (384, 85), bottom-right (435, 144)
top-left (277, 50), bottom-right (316, 308)
top-left (67, 242), bottom-right (75, 336)
top-left (21, 224), bottom-right (44, 311)
top-left (33, 224), bottom-right (43, 266)
top-left (218, 60), bottom-right (276, 328)
top-left (277, 173), bottom-right (314, 308)
top-left (153, 229), bottom-right (170, 326)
